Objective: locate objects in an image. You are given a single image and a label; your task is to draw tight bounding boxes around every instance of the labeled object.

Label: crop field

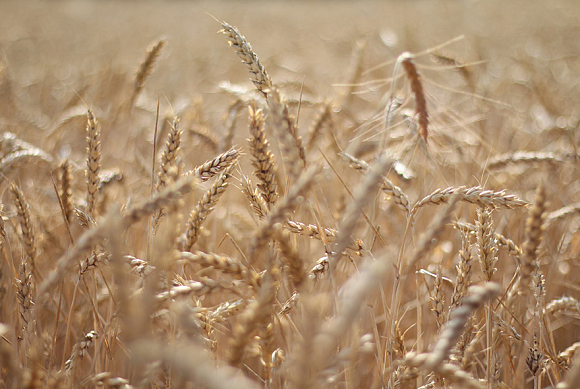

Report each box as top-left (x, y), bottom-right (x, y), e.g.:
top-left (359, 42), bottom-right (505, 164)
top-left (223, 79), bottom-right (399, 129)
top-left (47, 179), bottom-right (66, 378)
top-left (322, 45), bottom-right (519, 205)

top-left (1, 1), bottom-right (580, 388)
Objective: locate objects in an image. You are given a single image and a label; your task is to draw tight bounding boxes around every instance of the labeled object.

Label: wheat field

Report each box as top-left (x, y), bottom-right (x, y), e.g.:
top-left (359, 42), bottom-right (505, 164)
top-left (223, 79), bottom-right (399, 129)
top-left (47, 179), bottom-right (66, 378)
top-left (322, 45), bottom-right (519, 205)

top-left (1, 1), bottom-right (580, 388)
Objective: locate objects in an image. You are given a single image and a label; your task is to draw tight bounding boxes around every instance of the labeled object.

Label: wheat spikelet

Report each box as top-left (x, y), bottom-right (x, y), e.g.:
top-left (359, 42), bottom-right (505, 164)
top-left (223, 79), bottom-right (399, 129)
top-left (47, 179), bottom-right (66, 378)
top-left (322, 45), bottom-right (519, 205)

top-left (248, 101), bottom-right (278, 207)
top-left (306, 102), bottom-right (332, 152)
top-left (267, 87), bottom-right (307, 182)
top-left (450, 230), bottom-right (473, 311)
top-left (476, 208), bottom-right (498, 281)
top-left (186, 148), bottom-right (239, 182)
top-left (85, 109), bottom-right (101, 218)
top-left (430, 266), bottom-right (445, 329)
top-left (11, 184), bottom-right (36, 270)
top-left (545, 296), bottom-right (580, 315)
top-left (273, 228), bottom-right (306, 290)
top-left (558, 343), bottom-right (580, 368)
top-left (400, 53), bottom-right (428, 143)
top-left (520, 183), bottom-right (547, 295)
top-left (156, 277), bottom-right (234, 303)
top-left (16, 260), bottom-right (34, 335)
top-left (189, 125), bottom-right (220, 152)
top-left (132, 38), bottom-right (167, 104)
top-left (488, 150), bottom-right (566, 170)
top-left (228, 270), bottom-right (275, 366)
top-left (546, 203), bottom-right (580, 224)
top-left (184, 167), bottom-right (232, 251)
top-left (219, 21), bottom-right (272, 97)
top-left (411, 186), bottom-right (529, 218)
top-left (157, 117), bottom-right (182, 190)
top-left (453, 221), bottom-right (522, 256)
top-left (57, 159), bottom-right (74, 224)
top-left (284, 219), bottom-right (338, 242)
top-left (240, 175), bottom-right (268, 220)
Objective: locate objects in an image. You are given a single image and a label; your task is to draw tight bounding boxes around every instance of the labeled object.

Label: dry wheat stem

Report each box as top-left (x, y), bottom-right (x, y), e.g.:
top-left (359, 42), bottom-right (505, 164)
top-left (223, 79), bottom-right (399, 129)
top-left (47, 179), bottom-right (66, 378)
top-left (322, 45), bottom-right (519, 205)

top-left (85, 109), bottom-right (101, 218)
top-left (248, 101), bottom-right (278, 207)
top-left (546, 203), bottom-right (580, 224)
top-left (184, 166), bottom-right (232, 251)
top-left (219, 21), bottom-right (272, 98)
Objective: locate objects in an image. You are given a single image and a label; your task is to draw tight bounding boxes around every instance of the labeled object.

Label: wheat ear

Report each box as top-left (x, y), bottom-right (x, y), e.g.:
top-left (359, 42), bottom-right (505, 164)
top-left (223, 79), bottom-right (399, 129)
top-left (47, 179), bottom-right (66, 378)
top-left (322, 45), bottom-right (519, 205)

top-left (11, 184), bottom-right (36, 270)
top-left (520, 183), bottom-right (547, 295)
top-left (248, 101), bottom-right (278, 207)
top-left (185, 148), bottom-right (240, 181)
top-left (219, 21), bottom-right (272, 97)
top-left (157, 117), bottom-right (182, 190)
top-left (132, 38), bottom-right (167, 104)
top-left (411, 186), bottom-right (529, 218)
top-left (400, 52), bottom-right (428, 143)
top-left (58, 159), bottom-right (74, 224)
top-left (267, 87), bottom-right (307, 182)
top-left (85, 109), bottom-right (101, 218)
top-left (426, 282), bottom-right (501, 370)
top-left (184, 167), bottom-right (233, 251)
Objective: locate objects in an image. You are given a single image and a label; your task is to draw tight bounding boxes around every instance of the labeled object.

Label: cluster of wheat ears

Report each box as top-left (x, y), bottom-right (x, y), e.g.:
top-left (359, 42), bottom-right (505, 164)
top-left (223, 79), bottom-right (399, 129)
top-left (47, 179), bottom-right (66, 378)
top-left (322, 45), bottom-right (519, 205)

top-left (0, 17), bottom-right (579, 389)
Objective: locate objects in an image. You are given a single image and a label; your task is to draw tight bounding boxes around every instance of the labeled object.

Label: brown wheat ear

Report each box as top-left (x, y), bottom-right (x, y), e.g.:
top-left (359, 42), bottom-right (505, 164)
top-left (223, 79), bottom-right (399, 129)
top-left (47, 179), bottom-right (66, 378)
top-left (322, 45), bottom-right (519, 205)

top-left (85, 109), bottom-right (101, 218)
top-left (400, 52), bottom-right (428, 143)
